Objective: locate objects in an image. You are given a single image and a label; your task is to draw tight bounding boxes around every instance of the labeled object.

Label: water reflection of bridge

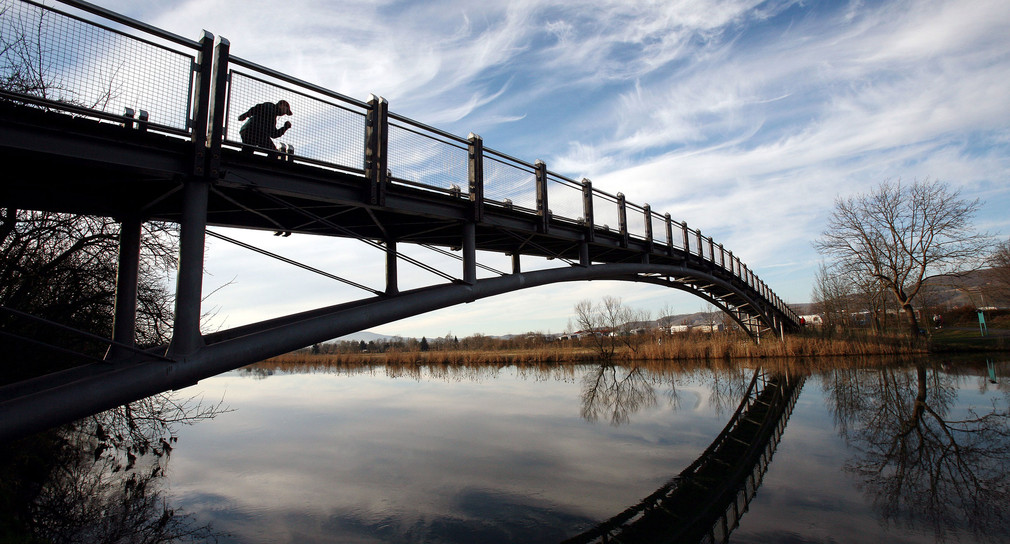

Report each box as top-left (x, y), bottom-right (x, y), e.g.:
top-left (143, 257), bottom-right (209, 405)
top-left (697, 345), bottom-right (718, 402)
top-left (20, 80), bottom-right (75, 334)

top-left (564, 369), bottom-right (804, 544)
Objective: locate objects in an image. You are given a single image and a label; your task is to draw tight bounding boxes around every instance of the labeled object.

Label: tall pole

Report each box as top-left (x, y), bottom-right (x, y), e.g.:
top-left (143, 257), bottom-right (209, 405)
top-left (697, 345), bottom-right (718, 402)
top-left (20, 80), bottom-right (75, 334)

top-left (107, 215), bottom-right (142, 360)
top-left (169, 178), bottom-right (208, 357)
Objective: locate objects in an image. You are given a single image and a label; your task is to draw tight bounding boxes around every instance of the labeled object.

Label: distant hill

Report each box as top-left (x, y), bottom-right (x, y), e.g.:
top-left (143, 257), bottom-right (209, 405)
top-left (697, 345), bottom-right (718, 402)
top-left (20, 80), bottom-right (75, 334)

top-left (332, 331), bottom-right (395, 343)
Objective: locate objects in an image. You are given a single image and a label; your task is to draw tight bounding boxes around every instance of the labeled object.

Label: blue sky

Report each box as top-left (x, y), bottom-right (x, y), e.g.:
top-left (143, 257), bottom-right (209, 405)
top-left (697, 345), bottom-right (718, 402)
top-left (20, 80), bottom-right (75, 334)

top-left (100, 0), bottom-right (1010, 338)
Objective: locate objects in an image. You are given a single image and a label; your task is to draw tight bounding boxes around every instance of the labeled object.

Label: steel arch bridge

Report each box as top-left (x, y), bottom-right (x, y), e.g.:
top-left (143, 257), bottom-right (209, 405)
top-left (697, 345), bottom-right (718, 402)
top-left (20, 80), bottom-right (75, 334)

top-left (0, 0), bottom-right (801, 441)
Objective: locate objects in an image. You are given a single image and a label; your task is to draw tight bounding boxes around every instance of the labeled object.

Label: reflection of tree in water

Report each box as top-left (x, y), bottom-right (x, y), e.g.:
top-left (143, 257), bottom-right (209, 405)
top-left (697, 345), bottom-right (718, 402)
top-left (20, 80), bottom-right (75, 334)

top-left (705, 366), bottom-right (752, 417)
top-left (579, 364), bottom-right (754, 426)
top-left (581, 365), bottom-right (657, 426)
top-left (0, 392), bottom-right (228, 543)
top-left (826, 363), bottom-right (1010, 543)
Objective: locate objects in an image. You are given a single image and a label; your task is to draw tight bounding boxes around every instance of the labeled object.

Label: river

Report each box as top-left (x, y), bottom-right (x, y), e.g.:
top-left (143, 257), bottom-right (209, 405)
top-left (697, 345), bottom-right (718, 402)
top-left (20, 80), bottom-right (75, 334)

top-left (4, 355), bottom-right (1008, 543)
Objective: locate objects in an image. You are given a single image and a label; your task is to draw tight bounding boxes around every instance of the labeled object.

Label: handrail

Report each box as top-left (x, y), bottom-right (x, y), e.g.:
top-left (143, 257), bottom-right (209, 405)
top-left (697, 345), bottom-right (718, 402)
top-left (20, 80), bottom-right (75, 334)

top-left (53, 0), bottom-right (202, 49)
top-left (227, 56), bottom-right (369, 110)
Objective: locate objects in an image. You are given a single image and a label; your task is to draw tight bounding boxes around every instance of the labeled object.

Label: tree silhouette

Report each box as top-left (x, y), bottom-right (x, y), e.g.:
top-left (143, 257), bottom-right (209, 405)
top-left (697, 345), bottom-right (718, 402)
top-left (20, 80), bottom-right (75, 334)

top-left (0, 392), bottom-right (228, 542)
top-left (815, 179), bottom-right (991, 336)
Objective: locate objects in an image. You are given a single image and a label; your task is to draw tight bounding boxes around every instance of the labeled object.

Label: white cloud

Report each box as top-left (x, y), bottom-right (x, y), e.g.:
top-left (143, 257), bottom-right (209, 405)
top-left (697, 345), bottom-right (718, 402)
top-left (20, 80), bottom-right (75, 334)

top-left (97, 0), bottom-right (1010, 336)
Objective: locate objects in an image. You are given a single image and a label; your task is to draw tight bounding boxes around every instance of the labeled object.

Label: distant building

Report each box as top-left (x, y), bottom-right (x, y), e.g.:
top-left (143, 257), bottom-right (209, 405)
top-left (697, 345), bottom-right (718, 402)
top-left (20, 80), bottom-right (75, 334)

top-left (799, 314), bottom-right (823, 326)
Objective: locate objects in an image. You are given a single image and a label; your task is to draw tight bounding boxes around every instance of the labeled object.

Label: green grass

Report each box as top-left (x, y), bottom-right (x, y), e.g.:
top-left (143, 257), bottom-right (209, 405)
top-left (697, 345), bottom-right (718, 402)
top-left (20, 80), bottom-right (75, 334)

top-left (928, 327), bottom-right (1009, 352)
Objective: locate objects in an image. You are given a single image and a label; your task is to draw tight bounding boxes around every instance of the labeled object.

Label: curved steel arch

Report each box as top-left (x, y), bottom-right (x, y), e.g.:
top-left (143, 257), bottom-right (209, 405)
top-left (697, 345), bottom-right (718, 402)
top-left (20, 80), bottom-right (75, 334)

top-left (195, 262), bottom-right (793, 371)
top-left (0, 262), bottom-right (794, 442)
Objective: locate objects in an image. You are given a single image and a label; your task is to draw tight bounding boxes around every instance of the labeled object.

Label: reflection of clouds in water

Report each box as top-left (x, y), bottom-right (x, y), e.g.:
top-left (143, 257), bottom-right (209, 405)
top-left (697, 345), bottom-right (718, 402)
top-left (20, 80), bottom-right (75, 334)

top-left (320, 488), bottom-right (592, 544)
top-left (171, 365), bottom-right (731, 543)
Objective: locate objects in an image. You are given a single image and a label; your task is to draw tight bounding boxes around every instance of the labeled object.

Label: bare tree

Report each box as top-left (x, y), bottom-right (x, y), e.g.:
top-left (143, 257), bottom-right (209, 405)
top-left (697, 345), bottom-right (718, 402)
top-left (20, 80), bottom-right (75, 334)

top-left (572, 296), bottom-right (649, 361)
top-left (0, 210), bottom-right (178, 382)
top-left (991, 237), bottom-right (1010, 301)
top-left (811, 262), bottom-right (854, 334)
top-left (815, 179), bottom-right (991, 337)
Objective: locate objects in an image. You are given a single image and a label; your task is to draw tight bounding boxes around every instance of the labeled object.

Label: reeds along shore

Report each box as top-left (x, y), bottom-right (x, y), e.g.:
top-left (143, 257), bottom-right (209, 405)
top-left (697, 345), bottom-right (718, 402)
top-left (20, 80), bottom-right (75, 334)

top-left (262, 331), bottom-right (977, 368)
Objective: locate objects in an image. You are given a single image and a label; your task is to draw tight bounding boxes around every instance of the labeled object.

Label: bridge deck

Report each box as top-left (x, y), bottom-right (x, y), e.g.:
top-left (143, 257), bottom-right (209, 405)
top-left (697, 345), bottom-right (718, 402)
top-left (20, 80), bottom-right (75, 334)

top-left (1, 100), bottom-right (708, 270)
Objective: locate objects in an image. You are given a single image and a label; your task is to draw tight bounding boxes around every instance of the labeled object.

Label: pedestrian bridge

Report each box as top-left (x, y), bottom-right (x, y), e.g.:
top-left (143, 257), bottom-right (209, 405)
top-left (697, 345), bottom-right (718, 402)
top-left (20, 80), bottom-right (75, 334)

top-left (0, 0), bottom-right (801, 440)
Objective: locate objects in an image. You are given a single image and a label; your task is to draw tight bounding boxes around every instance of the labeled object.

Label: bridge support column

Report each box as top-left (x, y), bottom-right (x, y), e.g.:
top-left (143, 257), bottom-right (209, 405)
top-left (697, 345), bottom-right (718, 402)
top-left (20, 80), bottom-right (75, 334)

top-left (463, 222), bottom-right (476, 284)
top-left (385, 239), bottom-right (398, 295)
top-left (511, 252), bottom-right (521, 274)
top-left (169, 178), bottom-right (209, 357)
top-left (579, 241), bottom-right (590, 267)
top-left (107, 214), bottom-right (142, 360)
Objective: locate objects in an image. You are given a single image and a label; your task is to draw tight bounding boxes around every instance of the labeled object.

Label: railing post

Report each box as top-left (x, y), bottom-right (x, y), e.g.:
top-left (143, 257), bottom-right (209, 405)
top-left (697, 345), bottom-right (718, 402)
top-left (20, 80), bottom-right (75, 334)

top-left (190, 31), bottom-right (214, 177)
top-left (665, 213), bottom-right (674, 256)
top-left (681, 221), bottom-right (690, 253)
top-left (643, 204), bottom-right (653, 254)
top-left (468, 133), bottom-right (484, 222)
top-left (365, 95), bottom-right (389, 206)
top-left (206, 36), bottom-right (230, 179)
top-left (582, 178), bottom-right (595, 243)
top-left (107, 215), bottom-right (142, 360)
top-left (617, 193), bottom-right (628, 247)
top-left (719, 243), bottom-right (725, 269)
top-left (535, 160), bottom-right (549, 234)
top-left (385, 239), bottom-right (398, 295)
top-left (696, 229), bottom-right (704, 258)
top-left (463, 222), bottom-right (476, 284)
top-left (708, 237), bottom-right (715, 264)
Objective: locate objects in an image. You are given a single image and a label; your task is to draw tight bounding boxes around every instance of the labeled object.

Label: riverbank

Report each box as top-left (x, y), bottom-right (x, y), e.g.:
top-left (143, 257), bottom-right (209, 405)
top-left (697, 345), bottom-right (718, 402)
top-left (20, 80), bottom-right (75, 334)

top-left (262, 329), bottom-right (1008, 368)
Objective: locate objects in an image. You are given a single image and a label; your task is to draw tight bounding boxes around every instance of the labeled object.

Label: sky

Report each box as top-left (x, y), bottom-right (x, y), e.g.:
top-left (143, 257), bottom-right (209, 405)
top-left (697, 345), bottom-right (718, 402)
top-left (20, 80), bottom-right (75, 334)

top-left (94, 0), bottom-right (1010, 338)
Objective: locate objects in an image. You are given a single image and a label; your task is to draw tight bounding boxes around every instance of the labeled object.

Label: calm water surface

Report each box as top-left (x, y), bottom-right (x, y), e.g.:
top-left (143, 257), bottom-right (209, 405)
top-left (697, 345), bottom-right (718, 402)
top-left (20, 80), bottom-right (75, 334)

top-left (9, 357), bottom-right (1009, 543)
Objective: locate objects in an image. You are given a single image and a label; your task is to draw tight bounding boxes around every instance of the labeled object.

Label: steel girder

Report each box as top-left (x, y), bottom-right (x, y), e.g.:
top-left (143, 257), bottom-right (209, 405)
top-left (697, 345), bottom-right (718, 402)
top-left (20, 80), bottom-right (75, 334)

top-left (1, 262), bottom-right (786, 442)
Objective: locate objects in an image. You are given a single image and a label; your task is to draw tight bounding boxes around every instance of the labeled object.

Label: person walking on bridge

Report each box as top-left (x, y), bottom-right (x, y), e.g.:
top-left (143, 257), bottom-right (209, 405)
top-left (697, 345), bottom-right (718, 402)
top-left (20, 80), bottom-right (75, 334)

top-left (238, 99), bottom-right (292, 150)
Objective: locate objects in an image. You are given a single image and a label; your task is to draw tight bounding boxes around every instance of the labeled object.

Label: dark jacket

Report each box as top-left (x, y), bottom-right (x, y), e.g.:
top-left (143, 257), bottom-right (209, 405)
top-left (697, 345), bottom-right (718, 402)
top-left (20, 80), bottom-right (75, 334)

top-left (238, 102), bottom-right (289, 147)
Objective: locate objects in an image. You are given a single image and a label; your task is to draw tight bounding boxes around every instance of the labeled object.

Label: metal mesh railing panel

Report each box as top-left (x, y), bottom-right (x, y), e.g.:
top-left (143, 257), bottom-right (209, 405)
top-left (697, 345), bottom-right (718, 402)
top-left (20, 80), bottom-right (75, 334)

top-left (0, 0), bottom-right (196, 130)
top-left (592, 192), bottom-right (620, 233)
top-left (547, 175), bottom-right (584, 223)
top-left (388, 121), bottom-right (468, 192)
top-left (226, 70), bottom-right (365, 170)
top-left (626, 203), bottom-right (648, 241)
top-left (484, 153), bottom-right (535, 210)
top-left (683, 226), bottom-right (696, 255)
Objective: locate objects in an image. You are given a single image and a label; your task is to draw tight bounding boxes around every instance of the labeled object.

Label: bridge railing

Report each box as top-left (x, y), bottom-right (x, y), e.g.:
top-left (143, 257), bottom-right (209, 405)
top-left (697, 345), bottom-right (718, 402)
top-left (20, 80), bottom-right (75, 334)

top-left (386, 113), bottom-right (469, 196)
top-left (223, 63), bottom-right (369, 175)
top-left (545, 173), bottom-right (584, 226)
top-left (482, 148), bottom-right (537, 212)
top-left (3, 0), bottom-right (799, 326)
top-left (0, 0), bottom-right (200, 135)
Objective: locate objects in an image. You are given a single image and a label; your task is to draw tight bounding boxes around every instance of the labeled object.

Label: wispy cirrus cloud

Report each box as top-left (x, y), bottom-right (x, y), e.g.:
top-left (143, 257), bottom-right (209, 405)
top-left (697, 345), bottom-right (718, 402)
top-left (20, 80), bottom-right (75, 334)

top-left (101, 0), bottom-right (1010, 333)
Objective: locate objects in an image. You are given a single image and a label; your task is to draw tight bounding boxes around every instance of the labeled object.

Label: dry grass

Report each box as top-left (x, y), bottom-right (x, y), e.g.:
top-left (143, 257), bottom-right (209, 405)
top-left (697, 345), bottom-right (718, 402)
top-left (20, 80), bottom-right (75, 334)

top-left (259, 332), bottom-right (933, 369)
